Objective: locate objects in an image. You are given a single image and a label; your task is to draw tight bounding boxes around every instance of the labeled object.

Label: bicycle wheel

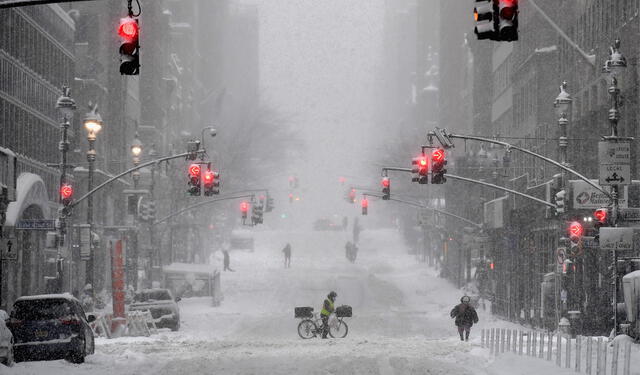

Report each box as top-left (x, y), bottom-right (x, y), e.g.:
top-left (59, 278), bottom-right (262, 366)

top-left (297, 319), bottom-right (317, 339)
top-left (329, 319), bottom-right (348, 338)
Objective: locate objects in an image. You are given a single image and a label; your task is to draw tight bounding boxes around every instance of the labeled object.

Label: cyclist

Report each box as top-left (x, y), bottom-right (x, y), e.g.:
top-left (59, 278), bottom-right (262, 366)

top-left (450, 295), bottom-right (479, 341)
top-left (320, 291), bottom-right (337, 338)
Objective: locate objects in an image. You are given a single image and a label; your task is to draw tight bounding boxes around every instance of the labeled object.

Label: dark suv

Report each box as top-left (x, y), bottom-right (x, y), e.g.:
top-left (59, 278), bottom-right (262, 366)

top-left (6, 294), bottom-right (95, 363)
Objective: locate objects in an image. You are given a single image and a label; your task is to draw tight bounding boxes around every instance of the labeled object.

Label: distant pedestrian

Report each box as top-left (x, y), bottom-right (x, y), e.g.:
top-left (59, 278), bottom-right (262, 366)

top-left (223, 250), bottom-right (234, 272)
top-left (282, 243), bottom-right (292, 268)
top-left (352, 217), bottom-right (361, 244)
top-left (450, 295), bottom-right (479, 341)
top-left (342, 216), bottom-right (348, 231)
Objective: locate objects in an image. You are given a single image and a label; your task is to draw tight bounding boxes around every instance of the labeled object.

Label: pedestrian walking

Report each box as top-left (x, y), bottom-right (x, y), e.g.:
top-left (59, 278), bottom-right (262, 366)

top-left (450, 295), bottom-right (479, 341)
top-left (223, 250), bottom-right (234, 272)
top-left (282, 243), bottom-right (292, 268)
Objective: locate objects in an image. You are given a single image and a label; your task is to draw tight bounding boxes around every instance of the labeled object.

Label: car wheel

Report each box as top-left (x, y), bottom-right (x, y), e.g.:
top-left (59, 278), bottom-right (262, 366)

top-left (66, 338), bottom-right (85, 364)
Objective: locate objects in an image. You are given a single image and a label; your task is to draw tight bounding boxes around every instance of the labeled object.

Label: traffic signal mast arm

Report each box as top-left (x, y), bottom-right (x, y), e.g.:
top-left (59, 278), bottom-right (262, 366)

top-left (363, 192), bottom-right (482, 229)
top-left (0, 0), bottom-right (102, 8)
top-left (444, 173), bottom-right (556, 209)
top-left (427, 131), bottom-right (612, 200)
top-left (153, 193), bottom-right (255, 226)
top-left (71, 150), bottom-right (205, 208)
top-left (376, 167), bottom-right (556, 209)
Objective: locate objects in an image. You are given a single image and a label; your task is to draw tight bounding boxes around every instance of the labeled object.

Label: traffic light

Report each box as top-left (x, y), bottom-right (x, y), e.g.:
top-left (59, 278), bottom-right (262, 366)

top-left (555, 190), bottom-right (566, 215)
top-left (361, 198), bottom-right (368, 216)
top-left (568, 221), bottom-right (583, 250)
top-left (252, 203), bottom-right (264, 225)
top-left (60, 184), bottom-right (73, 215)
top-left (348, 188), bottom-right (356, 203)
top-left (188, 164), bottom-right (201, 196)
top-left (240, 201), bottom-right (249, 220)
top-left (411, 154), bottom-right (429, 184)
top-left (594, 208), bottom-right (609, 225)
top-left (203, 169), bottom-right (220, 196)
top-left (474, 0), bottom-right (497, 40)
top-left (289, 193), bottom-right (294, 204)
top-left (431, 148), bottom-right (447, 184)
top-left (147, 200), bottom-right (156, 222)
top-left (381, 177), bottom-right (390, 200)
top-left (118, 17), bottom-right (140, 75)
top-left (498, 0), bottom-right (518, 42)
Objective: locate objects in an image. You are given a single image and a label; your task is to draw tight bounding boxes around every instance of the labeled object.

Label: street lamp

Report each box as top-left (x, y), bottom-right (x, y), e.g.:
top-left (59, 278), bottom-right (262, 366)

top-left (83, 103), bottom-right (103, 290)
top-left (554, 81), bottom-right (572, 167)
top-left (131, 133), bottom-right (143, 188)
top-left (54, 86), bottom-right (76, 293)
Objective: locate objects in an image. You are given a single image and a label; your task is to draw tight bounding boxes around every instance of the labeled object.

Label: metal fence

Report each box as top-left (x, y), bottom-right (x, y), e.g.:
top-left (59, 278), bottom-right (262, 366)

top-left (481, 328), bottom-right (634, 375)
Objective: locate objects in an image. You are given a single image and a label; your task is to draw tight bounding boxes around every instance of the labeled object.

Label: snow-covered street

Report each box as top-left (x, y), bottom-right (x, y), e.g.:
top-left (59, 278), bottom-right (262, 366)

top-left (5, 228), bottom-right (579, 374)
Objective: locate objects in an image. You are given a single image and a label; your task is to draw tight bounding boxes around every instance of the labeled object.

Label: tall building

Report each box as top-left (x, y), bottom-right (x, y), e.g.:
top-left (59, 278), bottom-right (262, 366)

top-left (0, 5), bottom-right (75, 309)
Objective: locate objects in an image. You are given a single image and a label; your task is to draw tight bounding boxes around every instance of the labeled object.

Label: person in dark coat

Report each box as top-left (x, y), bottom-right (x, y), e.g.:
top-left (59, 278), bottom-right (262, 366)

top-left (450, 295), bottom-right (479, 341)
top-left (223, 250), bottom-right (234, 272)
top-left (282, 243), bottom-right (292, 268)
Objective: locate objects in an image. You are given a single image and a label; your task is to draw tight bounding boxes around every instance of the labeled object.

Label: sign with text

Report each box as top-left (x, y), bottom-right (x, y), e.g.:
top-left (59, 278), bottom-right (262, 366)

top-left (570, 180), bottom-right (627, 209)
top-left (599, 227), bottom-right (634, 251)
top-left (16, 219), bottom-right (56, 230)
top-left (620, 208), bottom-right (640, 222)
top-left (599, 141), bottom-right (631, 186)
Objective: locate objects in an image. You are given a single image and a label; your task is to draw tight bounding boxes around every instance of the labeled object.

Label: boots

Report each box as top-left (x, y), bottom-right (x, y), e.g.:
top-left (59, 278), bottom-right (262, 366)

top-left (459, 333), bottom-right (464, 341)
top-left (465, 331), bottom-right (470, 341)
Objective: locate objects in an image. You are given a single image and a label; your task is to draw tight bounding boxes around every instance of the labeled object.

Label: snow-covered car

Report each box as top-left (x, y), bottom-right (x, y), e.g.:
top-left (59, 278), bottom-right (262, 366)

top-left (6, 294), bottom-right (95, 364)
top-left (129, 289), bottom-right (181, 331)
top-left (0, 310), bottom-right (13, 366)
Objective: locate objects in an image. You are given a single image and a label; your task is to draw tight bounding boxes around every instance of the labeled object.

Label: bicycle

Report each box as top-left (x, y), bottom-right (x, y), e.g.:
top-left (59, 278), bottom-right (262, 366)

top-left (295, 306), bottom-right (350, 339)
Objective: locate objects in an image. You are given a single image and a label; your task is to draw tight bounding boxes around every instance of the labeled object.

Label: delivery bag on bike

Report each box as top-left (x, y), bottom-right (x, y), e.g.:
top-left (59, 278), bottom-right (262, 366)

top-left (336, 305), bottom-right (352, 317)
top-left (295, 306), bottom-right (314, 318)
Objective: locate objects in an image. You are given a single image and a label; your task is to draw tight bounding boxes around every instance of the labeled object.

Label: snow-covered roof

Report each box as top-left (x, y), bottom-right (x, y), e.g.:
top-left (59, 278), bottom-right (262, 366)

top-left (15, 293), bottom-right (79, 303)
top-left (162, 262), bottom-right (216, 275)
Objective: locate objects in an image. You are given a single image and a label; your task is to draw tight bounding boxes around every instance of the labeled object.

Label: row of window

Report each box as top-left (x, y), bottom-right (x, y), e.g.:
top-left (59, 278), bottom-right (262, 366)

top-left (0, 9), bottom-right (74, 89)
top-left (0, 52), bottom-right (61, 121)
top-left (0, 97), bottom-right (60, 168)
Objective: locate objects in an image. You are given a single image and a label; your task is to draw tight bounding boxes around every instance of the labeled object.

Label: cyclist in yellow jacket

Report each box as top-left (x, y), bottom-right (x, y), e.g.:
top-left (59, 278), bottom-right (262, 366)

top-left (320, 291), bottom-right (337, 338)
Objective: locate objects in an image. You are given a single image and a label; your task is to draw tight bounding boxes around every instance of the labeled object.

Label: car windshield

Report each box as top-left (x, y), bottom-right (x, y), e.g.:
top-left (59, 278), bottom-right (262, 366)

top-left (12, 299), bottom-right (73, 320)
top-left (134, 290), bottom-right (171, 302)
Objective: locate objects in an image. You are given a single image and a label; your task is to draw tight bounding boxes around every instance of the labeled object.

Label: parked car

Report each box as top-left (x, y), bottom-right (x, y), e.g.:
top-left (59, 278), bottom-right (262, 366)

top-left (0, 310), bottom-right (14, 366)
top-left (313, 216), bottom-right (342, 231)
top-left (6, 294), bottom-right (95, 364)
top-left (129, 289), bottom-right (181, 331)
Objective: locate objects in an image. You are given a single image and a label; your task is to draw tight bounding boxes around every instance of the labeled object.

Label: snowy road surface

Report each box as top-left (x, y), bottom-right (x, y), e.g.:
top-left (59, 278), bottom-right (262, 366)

top-left (6, 228), bottom-right (578, 374)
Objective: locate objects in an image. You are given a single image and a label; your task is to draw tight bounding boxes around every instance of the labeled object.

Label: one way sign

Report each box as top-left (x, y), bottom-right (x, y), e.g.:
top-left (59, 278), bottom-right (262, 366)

top-left (599, 141), bottom-right (630, 186)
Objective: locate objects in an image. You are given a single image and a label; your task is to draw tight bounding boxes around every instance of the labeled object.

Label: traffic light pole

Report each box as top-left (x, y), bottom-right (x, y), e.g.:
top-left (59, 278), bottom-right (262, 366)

top-left (70, 151), bottom-right (205, 209)
top-left (362, 192), bottom-right (482, 229)
top-left (427, 132), bottom-right (611, 199)
top-left (152, 194), bottom-right (255, 226)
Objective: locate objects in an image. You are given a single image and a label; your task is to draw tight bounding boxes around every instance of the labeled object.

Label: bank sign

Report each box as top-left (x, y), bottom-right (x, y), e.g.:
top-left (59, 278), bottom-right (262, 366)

top-left (570, 180), bottom-right (627, 209)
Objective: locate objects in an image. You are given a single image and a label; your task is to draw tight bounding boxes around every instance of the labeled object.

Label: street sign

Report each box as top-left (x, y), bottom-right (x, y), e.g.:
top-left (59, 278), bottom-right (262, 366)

top-left (600, 227), bottom-right (634, 251)
top-left (570, 180), bottom-right (627, 209)
top-left (1, 238), bottom-right (16, 260)
top-left (15, 219), bottom-right (56, 230)
top-left (620, 208), bottom-right (640, 222)
top-left (599, 141), bottom-right (631, 186)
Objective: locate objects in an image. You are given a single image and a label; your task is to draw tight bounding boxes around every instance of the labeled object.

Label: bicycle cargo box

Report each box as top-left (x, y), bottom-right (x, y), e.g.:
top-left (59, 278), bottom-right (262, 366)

top-left (295, 306), bottom-right (314, 318)
top-left (336, 305), bottom-right (352, 317)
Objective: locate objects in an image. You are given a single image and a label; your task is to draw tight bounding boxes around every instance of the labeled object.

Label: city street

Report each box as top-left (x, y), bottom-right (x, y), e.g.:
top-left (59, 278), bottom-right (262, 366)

top-left (7, 228), bottom-right (577, 374)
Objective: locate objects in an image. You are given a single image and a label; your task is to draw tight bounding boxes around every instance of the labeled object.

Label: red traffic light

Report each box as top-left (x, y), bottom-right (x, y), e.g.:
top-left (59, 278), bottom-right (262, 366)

top-left (118, 17), bottom-right (139, 40)
top-left (381, 177), bottom-right (390, 188)
top-left (594, 209), bottom-right (608, 223)
top-left (361, 198), bottom-right (368, 208)
top-left (489, 262), bottom-right (494, 270)
top-left (499, 0), bottom-right (517, 19)
top-left (419, 157), bottom-right (427, 167)
top-left (188, 164), bottom-right (201, 178)
top-left (203, 170), bottom-right (214, 185)
top-left (568, 221), bottom-right (583, 238)
top-left (240, 202), bottom-right (249, 213)
top-left (432, 148), bottom-right (445, 163)
top-left (60, 184), bottom-right (73, 199)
